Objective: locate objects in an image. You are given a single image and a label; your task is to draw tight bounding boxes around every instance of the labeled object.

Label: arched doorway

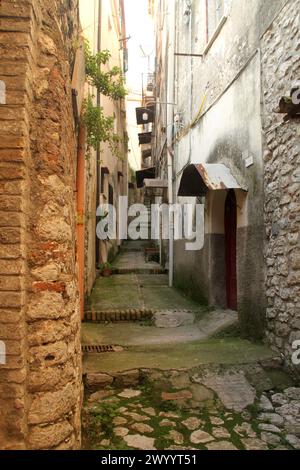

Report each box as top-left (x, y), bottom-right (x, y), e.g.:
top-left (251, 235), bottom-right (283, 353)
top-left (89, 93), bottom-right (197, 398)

top-left (224, 190), bottom-right (237, 310)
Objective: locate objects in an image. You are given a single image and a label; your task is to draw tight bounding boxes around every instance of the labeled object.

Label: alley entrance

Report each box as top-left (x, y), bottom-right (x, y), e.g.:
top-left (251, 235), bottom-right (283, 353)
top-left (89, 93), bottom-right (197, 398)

top-left (81, 241), bottom-right (299, 451)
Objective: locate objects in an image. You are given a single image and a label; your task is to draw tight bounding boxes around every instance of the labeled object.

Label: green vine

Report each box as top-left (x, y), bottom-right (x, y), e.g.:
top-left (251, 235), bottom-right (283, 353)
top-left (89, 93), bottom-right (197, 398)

top-left (84, 41), bottom-right (127, 100)
top-left (82, 40), bottom-right (127, 158)
top-left (82, 95), bottom-right (121, 159)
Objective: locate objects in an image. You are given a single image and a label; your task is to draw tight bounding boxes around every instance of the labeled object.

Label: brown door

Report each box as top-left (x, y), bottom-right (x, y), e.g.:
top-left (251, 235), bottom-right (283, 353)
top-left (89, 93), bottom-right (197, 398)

top-left (224, 190), bottom-right (237, 310)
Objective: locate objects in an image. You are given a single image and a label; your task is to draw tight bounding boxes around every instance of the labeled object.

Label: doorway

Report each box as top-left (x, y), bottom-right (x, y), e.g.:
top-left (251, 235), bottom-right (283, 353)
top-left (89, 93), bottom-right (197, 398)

top-left (224, 189), bottom-right (237, 310)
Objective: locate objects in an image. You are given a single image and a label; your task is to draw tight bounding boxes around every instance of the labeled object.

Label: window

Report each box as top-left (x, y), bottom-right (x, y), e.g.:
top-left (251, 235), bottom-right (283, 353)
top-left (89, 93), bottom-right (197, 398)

top-left (206, 0), bottom-right (225, 42)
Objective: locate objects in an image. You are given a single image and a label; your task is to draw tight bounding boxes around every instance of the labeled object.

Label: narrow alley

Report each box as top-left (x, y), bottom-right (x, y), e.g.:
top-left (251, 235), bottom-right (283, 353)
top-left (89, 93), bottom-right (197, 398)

top-left (0, 0), bottom-right (299, 456)
top-left (81, 241), bottom-right (299, 450)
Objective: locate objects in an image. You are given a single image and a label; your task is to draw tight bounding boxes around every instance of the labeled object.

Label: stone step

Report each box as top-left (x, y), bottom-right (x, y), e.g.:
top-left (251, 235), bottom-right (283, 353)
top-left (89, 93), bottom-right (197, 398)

top-left (84, 308), bottom-right (200, 324)
top-left (84, 355), bottom-right (284, 393)
top-left (113, 267), bottom-right (167, 275)
top-left (85, 308), bottom-right (155, 323)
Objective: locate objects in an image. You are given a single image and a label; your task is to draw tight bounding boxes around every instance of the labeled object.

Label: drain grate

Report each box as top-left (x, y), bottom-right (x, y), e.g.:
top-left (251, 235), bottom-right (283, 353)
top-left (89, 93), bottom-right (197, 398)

top-left (82, 344), bottom-right (122, 354)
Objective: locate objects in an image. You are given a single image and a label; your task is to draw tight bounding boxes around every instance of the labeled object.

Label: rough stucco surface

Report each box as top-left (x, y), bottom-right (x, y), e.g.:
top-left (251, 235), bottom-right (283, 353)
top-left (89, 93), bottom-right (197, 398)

top-left (261, 0), bottom-right (300, 367)
top-left (0, 0), bottom-right (82, 449)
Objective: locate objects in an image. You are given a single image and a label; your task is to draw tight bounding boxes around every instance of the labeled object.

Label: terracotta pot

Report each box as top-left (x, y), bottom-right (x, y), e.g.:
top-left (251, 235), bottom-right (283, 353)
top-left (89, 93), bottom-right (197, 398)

top-left (102, 268), bottom-right (112, 277)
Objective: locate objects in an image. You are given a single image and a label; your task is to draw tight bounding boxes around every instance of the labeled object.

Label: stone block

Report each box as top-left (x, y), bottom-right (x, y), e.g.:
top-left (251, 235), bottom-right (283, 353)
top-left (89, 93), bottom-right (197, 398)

top-left (28, 383), bottom-right (77, 425)
top-left (85, 373), bottom-right (113, 390)
top-left (29, 341), bottom-right (69, 369)
top-left (26, 291), bottom-right (66, 321)
top-left (28, 421), bottom-right (73, 450)
top-left (114, 370), bottom-right (140, 388)
top-left (28, 320), bottom-right (72, 347)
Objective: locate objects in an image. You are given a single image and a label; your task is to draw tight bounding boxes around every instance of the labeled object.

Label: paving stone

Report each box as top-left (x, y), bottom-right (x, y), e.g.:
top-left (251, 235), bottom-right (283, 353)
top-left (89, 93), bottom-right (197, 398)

top-left (244, 365), bottom-right (273, 392)
top-left (182, 417), bottom-right (203, 431)
top-left (131, 423), bottom-right (154, 434)
top-left (86, 373), bottom-right (113, 390)
top-left (259, 395), bottom-right (274, 412)
top-left (258, 413), bottom-right (284, 427)
top-left (286, 434), bottom-right (300, 450)
top-left (271, 393), bottom-right (288, 407)
top-left (202, 371), bottom-right (256, 412)
top-left (276, 403), bottom-right (300, 419)
top-left (258, 423), bottom-right (281, 434)
top-left (100, 439), bottom-right (111, 447)
top-left (104, 397), bottom-right (120, 404)
top-left (284, 388), bottom-right (300, 401)
top-left (241, 438), bottom-right (269, 450)
top-left (190, 384), bottom-right (215, 403)
top-left (190, 430), bottom-right (215, 445)
top-left (210, 416), bottom-right (224, 426)
top-left (159, 411), bottom-right (180, 419)
top-left (206, 441), bottom-right (238, 451)
top-left (113, 416), bottom-right (128, 426)
top-left (88, 390), bottom-right (114, 402)
top-left (115, 370), bottom-right (140, 387)
top-left (118, 407), bottom-right (128, 413)
top-left (284, 423), bottom-right (300, 437)
top-left (168, 430), bottom-right (184, 445)
top-left (124, 434), bottom-right (156, 450)
top-left (114, 427), bottom-right (129, 438)
top-left (234, 422), bottom-right (256, 438)
top-left (142, 407), bottom-right (156, 417)
top-left (167, 446), bottom-right (198, 450)
top-left (118, 389), bottom-right (141, 399)
top-left (159, 419), bottom-right (177, 428)
top-left (169, 371), bottom-right (191, 390)
top-left (124, 412), bottom-right (150, 422)
top-left (261, 432), bottom-right (281, 446)
top-left (161, 390), bottom-right (192, 401)
top-left (212, 427), bottom-right (231, 439)
top-left (154, 311), bottom-right (195, 328)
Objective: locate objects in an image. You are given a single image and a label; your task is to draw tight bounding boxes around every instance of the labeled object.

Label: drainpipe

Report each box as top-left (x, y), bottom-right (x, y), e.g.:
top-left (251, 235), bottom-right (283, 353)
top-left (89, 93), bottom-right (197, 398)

top-left (167, 0), bottom-right (176, 287)
top-left (77, 124), bottom-right (86, 321)
top-left (95, 0), bottom-right (102, 266)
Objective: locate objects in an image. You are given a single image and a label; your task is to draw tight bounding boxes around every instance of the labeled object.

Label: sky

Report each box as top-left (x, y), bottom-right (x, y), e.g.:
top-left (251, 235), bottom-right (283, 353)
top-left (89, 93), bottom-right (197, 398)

top-left (124, 0), bottom-right (155, 171)
top-left (124, 0), bottom-right (155, 95)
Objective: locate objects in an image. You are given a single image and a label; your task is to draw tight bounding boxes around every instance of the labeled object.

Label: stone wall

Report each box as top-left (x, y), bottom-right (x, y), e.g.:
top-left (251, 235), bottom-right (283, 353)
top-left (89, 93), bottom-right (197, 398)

top-left (261, 0), bottom-right (300, 367)
top-left (0, 0), bottom-right (82, 449)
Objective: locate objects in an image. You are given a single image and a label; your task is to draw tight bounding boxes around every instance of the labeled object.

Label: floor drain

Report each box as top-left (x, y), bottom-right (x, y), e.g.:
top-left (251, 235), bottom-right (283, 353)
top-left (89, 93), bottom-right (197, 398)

top-left (82, 345), bottom-right (123, 354)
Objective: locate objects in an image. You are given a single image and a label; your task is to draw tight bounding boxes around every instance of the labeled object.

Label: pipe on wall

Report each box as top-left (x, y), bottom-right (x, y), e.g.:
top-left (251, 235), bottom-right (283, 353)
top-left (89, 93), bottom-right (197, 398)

top-left (167, 0), bottom-right (176, 287)
top-left (76, 124), bottom-right (86, 321)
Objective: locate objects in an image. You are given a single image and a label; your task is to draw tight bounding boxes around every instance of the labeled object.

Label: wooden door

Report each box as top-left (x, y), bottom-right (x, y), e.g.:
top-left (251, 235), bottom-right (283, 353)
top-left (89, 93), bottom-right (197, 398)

top-left (224, 190), bottom-right (237, 310)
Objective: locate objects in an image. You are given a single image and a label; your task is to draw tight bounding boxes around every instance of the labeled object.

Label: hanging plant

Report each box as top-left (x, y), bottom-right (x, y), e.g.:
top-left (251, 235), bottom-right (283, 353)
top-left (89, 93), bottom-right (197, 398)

top-left (81, 40), bottom-right (127, 158)
top-left (84, 40), bottom-right (127, 100)
top-left (82, 95), bottom-right (122, 159)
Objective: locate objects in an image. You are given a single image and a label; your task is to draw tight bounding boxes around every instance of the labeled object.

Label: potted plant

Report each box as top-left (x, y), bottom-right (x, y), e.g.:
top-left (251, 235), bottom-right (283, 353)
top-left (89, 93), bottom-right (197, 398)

top-left (99, 262), bottom-right (113, 277)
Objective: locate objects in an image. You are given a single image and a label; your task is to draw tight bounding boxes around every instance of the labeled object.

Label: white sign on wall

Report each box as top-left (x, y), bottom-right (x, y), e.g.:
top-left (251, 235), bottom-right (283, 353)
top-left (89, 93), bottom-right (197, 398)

top-left (0, 80), bottom-right (6, 104)
top-left (0, 341), bottom-right (6, 365)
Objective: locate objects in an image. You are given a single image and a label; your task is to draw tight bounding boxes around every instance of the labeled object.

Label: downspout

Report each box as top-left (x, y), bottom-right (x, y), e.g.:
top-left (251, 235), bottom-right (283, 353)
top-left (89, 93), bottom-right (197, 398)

top-left (167, 0), bottom-right (176, 287)
top-left (77, 124), bottom-right (86, 321)
top-left (95, 0), bottom-right (102, 266)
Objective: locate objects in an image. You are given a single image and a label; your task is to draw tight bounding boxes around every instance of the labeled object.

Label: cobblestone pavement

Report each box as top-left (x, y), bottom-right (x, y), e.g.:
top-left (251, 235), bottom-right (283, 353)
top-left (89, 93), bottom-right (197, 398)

top-left (82, 370), bottom-right (300, 451)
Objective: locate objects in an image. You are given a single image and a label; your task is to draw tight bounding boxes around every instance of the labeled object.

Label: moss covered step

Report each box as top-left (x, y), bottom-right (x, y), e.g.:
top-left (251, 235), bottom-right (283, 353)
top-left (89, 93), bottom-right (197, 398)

top-left (112, 267), bottom-right (168, 275)
top-left (85, 308), bottom-right (155, 323)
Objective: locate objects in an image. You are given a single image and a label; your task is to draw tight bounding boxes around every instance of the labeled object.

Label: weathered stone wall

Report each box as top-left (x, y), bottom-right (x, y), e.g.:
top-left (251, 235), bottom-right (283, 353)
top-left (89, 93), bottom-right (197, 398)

top-left (0, 0), bottom-right (82, 449)
top-left (261, 0), bottom-right (300, 367)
